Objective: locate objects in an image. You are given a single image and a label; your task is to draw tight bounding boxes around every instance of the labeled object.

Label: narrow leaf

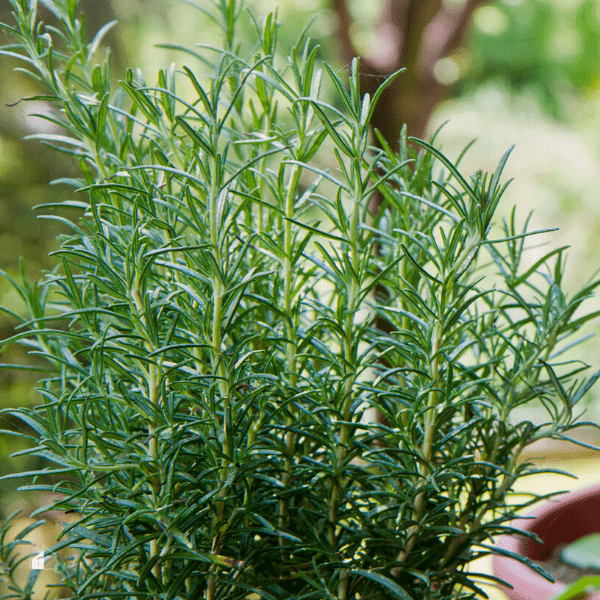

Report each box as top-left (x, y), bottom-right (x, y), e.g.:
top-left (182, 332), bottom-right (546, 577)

top-left (352, 569), bottom-right (413, 600)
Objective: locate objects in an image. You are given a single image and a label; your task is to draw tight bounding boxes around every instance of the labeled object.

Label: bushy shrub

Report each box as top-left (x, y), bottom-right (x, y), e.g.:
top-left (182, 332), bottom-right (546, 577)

top-left (1, 1), bottom-right (599, 598)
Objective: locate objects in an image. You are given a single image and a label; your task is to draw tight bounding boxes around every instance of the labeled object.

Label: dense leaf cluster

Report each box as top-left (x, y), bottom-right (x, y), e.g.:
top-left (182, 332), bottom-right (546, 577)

top-left (1, 1), bottom-right (600, 599)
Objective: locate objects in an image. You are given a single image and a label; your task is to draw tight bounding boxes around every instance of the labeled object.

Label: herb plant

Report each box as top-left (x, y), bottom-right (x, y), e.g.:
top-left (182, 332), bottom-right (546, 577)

top-left (1, 1), bottom-right (600, 599)
top-left (561, 533), bottom-right (600, 571)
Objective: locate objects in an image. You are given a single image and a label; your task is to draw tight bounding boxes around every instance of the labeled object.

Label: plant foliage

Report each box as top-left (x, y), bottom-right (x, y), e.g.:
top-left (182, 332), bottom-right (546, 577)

top-left (1, 0), bottom-right (600, 599)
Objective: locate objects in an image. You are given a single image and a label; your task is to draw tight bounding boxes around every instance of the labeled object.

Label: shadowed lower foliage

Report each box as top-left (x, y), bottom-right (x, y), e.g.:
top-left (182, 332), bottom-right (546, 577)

top-left (0, 1), bottom-right (599, 599)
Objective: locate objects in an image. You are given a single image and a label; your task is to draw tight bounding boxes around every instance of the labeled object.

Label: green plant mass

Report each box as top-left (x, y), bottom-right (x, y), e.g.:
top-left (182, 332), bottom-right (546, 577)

top-left (2, 1), bottom-right (600, 599)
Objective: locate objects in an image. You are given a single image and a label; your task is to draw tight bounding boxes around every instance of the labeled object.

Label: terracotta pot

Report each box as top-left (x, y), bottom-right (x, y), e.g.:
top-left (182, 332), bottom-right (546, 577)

top-left (492, 483), bottom-right (600, 600)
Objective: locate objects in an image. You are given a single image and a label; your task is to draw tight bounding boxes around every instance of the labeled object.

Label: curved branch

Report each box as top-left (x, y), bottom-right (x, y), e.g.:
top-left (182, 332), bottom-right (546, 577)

top-left (418, 0), bottom-right (489, 75)
top-left (367, 0), bottom-right (407, 72)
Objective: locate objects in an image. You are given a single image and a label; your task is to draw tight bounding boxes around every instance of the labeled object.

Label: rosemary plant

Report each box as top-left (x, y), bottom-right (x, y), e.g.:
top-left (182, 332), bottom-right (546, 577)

top-left (1, 1), bottom-right (600, 599)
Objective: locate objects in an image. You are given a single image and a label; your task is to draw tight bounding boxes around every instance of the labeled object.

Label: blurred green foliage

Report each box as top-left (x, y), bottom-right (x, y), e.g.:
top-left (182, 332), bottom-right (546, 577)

top-left (464, 0), bottom-right (600, 118)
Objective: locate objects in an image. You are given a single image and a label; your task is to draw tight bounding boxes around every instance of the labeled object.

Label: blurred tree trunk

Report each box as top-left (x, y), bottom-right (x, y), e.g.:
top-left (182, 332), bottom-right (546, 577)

top-left (332, 0), bottom-right (488, 146)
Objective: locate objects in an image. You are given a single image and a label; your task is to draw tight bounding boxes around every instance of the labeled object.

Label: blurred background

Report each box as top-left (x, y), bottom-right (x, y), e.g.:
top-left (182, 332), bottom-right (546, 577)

top-left (2, 0), bottom-right (600, 595)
